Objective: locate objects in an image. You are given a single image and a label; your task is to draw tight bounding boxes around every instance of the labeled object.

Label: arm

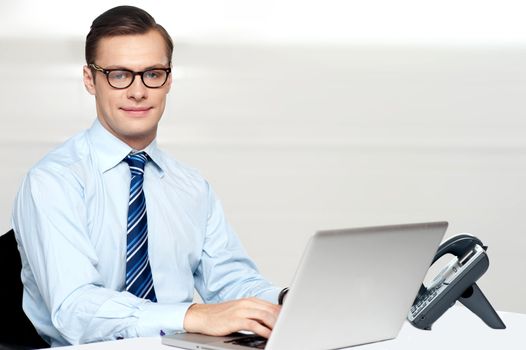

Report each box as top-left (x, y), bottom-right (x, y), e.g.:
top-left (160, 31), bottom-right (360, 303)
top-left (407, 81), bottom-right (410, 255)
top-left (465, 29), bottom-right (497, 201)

top-left (184, 183), bottom-right (282, 337)
top-left (13, 166), bottom-right (191, 345)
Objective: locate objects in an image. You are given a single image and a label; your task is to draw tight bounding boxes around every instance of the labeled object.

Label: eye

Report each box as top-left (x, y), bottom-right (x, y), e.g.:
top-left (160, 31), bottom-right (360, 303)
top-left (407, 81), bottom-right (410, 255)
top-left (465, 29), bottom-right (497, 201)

top-left (109, 70), bottom-right (130, 80)
top-left (144, 70), bottom-right (163, 80)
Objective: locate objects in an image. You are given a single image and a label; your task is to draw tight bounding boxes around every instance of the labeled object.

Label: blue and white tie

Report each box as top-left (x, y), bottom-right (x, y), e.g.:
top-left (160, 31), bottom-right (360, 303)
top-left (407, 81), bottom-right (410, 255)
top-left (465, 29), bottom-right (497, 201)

top-left (124, 152), bottom-right (157, 302)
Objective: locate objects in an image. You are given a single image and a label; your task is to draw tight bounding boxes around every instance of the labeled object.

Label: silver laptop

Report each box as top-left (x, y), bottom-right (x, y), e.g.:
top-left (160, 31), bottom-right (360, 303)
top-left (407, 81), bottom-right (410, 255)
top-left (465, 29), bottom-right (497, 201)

top-left (162, 221), bottom-right (448, 350)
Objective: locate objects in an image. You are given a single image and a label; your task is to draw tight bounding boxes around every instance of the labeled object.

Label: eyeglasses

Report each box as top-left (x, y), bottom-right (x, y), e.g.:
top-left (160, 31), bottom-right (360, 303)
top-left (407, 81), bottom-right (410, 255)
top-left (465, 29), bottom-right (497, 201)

top-left (89, 63), bottom-right (171, 89)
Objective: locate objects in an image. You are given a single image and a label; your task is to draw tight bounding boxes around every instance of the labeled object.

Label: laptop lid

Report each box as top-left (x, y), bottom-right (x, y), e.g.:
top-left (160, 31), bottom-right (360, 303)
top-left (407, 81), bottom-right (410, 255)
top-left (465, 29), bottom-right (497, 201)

top-left (162, 221), bottom-right (448, 350)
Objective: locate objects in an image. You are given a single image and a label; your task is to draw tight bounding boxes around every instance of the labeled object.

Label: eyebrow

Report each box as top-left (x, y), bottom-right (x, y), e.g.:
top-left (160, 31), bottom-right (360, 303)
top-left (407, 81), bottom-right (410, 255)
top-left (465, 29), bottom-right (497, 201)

top-left (103, 64), bottom-right (170, 70)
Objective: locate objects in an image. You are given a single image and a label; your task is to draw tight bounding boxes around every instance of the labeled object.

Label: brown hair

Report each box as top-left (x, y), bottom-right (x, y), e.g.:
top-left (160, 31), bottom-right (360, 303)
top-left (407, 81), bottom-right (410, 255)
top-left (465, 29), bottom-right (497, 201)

top-left (85, 5), bottom-right (173, 65)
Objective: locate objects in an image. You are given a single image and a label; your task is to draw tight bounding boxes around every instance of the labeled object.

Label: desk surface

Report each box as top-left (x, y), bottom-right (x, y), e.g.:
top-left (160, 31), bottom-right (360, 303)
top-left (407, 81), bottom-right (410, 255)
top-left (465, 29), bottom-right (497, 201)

top-left (55, 305), bottom-right (526, 350)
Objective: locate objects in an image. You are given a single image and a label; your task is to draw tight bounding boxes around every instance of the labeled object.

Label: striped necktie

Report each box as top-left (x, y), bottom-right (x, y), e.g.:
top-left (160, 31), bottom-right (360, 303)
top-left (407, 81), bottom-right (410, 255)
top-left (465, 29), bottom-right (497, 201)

top-left (124, 152), bottom-right (157, 302)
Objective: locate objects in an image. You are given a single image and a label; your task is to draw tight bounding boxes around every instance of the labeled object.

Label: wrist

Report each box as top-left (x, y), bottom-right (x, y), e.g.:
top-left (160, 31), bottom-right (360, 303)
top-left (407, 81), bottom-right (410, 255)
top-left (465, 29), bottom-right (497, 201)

top-left (183, 303), bottom-right (200, 333)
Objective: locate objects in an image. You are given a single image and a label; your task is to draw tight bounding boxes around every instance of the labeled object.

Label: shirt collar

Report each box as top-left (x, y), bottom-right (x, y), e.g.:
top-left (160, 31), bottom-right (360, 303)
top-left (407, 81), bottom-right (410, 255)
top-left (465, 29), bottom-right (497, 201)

top-left (142, 139), bottom-right (166, 177)
top-left (87, 119), bottom-right (165, 177)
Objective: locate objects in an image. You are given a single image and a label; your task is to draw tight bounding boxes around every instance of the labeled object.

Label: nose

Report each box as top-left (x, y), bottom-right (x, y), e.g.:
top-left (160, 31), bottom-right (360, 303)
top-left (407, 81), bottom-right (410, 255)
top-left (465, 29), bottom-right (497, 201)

top-left (126, 73), bottom-right (148, 101)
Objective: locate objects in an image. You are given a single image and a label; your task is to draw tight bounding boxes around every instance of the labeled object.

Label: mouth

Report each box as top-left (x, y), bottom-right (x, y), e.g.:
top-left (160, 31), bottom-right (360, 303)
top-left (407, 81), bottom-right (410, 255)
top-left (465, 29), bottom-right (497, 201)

top-left (120, 106), bottom-right (153, 117)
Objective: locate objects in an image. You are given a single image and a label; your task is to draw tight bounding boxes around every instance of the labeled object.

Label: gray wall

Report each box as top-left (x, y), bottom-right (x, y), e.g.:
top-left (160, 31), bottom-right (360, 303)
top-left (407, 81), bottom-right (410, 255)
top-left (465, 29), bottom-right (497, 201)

top-left (1, 1), bottom-right (525, 314)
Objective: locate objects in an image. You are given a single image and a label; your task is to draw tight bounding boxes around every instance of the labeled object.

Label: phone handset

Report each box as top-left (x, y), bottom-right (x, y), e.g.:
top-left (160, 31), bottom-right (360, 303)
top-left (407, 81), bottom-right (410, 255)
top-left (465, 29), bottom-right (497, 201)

top-left (407, 234), bottom-right (506, 330)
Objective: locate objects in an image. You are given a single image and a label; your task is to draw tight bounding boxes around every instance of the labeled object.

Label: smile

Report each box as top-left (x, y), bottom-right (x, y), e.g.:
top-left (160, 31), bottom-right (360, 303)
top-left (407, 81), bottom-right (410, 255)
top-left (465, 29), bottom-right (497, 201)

top-left (120, 107), bottom-right (153, 116)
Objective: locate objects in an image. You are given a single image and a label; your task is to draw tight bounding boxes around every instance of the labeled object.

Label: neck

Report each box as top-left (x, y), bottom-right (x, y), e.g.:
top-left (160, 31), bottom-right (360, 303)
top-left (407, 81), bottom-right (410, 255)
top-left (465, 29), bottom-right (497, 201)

top-left (123, 136), bottom-right (154, 151)
top-left (96, 117), bottom-right (157, 150)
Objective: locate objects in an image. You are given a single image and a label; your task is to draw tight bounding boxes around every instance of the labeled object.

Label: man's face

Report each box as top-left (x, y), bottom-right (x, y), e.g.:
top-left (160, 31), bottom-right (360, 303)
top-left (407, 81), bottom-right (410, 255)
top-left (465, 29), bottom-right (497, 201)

top-left (83, 30), bottom-right (172, 149)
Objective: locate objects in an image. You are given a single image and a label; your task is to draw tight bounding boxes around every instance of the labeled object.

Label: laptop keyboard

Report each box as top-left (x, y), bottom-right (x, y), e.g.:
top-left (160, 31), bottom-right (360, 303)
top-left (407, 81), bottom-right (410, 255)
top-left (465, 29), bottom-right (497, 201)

top-left (225, 334), bottom-right (268, 349)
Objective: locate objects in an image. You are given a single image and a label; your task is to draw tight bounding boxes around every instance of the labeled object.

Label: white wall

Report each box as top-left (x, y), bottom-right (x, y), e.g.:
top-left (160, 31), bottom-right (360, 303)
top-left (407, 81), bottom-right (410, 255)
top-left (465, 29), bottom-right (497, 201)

top-left (1, 1), bottom-right (525, 314)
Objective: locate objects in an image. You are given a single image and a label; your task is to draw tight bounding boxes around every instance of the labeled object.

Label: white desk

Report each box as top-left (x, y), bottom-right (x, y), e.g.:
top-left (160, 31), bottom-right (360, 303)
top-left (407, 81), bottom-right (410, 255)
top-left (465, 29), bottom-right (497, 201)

top-left (55, 305), bottom-right (526, 350)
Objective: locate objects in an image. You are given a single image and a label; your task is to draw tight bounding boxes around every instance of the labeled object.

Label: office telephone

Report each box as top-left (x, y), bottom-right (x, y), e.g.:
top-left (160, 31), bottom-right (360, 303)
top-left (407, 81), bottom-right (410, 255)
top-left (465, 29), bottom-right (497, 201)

top-left (408, 233), bottom-right (506, 330)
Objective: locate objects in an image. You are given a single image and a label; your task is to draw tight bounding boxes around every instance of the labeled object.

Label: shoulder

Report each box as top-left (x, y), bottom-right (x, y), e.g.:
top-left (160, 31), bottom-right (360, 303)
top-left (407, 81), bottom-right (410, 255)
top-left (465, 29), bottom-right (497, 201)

top-left (26, 130), bottom-right (91, 187)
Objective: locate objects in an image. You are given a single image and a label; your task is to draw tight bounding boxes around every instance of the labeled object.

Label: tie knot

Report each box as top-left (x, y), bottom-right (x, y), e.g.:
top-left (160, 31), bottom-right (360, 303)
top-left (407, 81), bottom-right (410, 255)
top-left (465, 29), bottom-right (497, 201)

top-left (124, 152), bottom-right (148, 173)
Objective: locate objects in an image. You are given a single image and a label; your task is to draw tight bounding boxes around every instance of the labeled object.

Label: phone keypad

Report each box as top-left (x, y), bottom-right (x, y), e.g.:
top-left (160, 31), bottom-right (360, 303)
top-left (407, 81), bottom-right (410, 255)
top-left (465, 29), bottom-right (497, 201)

top-left (410, 285), bottom-right (441, 319)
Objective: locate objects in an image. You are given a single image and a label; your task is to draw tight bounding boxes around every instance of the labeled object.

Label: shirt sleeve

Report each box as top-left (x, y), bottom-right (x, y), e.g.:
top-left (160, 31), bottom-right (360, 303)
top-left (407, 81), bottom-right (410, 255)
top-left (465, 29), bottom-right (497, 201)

top-left (193, 182), bottom-right (282, 304)
top-left (12, 165), bottom-right (192, 345)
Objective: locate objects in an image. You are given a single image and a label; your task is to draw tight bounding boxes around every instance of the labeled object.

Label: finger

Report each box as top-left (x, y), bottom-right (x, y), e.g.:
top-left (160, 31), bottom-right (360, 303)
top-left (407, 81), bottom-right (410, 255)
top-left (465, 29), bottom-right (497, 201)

top-left (241, 319), bottom-right (272, 339)
top-left (238, 307), bottom-right (279, 331)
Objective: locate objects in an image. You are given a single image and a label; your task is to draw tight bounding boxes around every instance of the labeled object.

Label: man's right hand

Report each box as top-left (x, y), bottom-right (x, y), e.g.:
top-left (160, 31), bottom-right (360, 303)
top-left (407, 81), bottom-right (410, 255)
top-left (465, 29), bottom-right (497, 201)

top-left (183, 297), bottom-right (281, 338)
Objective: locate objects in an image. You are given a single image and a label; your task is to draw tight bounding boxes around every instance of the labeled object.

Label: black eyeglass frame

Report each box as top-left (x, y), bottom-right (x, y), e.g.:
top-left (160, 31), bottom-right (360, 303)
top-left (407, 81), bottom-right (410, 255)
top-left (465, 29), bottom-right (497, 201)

top-left (89, 63), bottom-right (172, 89)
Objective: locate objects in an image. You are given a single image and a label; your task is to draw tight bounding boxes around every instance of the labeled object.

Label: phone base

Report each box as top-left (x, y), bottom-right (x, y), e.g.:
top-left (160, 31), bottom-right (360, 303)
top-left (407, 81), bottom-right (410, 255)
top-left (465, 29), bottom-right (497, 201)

top-left (408, 234), bottom-right (506, 331)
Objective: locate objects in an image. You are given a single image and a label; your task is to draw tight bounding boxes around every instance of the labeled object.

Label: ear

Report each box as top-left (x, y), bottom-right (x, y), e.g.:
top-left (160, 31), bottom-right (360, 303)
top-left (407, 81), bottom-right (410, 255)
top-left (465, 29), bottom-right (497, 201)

top-left (165, 71), bottom-right (173, 94)
top-left (83, 65), bottom-right (96, 95)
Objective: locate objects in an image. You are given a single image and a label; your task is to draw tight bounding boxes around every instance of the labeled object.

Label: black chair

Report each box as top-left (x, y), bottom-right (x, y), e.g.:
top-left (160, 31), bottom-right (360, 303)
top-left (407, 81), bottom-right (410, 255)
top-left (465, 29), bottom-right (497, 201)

top-left (0, 230), bottom-right (49, 350)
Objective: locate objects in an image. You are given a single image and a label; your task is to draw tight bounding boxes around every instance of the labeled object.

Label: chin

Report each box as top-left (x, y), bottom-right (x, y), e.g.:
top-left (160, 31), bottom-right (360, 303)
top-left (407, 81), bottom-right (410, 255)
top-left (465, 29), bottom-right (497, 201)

top-left (124, 126), bottom-right (157, 141)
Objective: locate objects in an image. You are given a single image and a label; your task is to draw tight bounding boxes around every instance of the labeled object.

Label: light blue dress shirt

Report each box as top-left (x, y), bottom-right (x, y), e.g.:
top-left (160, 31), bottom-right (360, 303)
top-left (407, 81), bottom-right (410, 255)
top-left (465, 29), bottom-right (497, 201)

top-left (11, 119), bottom-right (280, 347)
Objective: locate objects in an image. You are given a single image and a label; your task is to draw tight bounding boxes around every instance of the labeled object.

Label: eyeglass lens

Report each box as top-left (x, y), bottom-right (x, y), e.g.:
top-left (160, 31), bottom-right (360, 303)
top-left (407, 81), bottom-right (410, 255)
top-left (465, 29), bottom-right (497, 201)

top-left (107, 69), bottom-right (169, 88)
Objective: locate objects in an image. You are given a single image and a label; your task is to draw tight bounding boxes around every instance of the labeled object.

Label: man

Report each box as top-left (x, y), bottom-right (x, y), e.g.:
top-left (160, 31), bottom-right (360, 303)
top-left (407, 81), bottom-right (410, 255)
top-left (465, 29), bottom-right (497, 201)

top-left (12, 6), bottom-right (285, 347)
